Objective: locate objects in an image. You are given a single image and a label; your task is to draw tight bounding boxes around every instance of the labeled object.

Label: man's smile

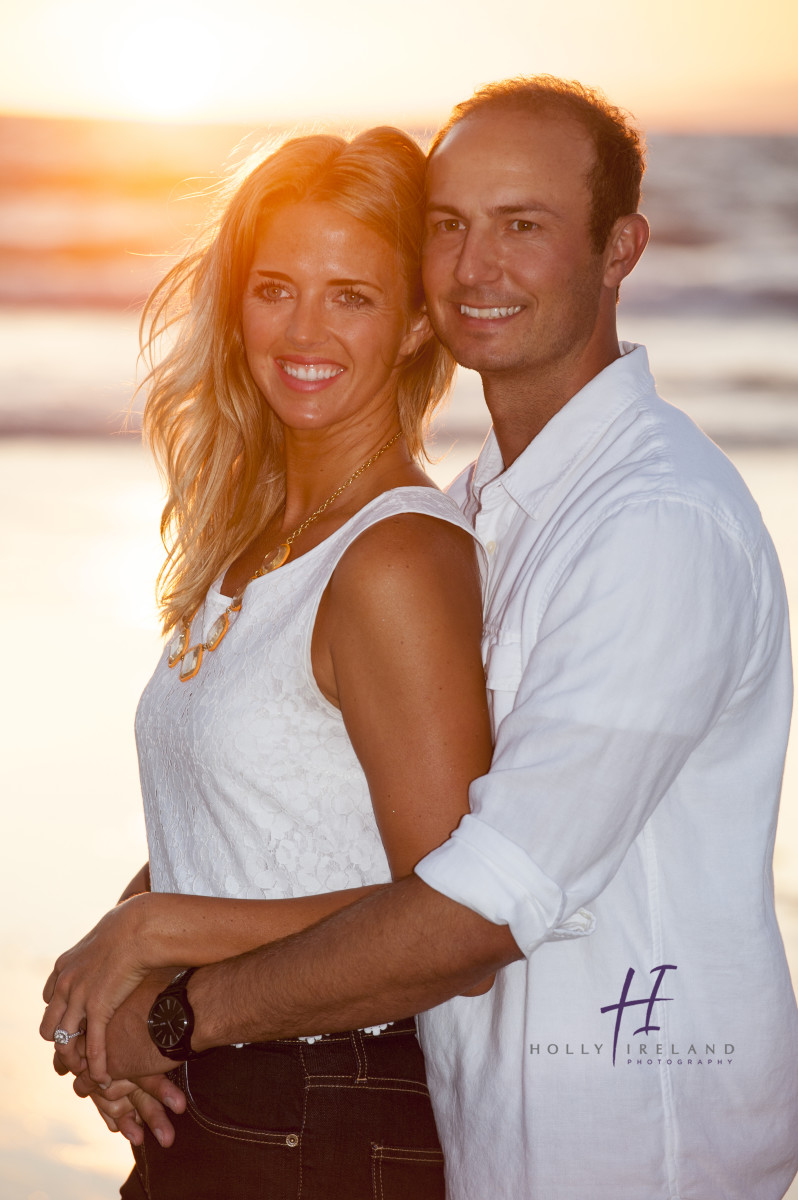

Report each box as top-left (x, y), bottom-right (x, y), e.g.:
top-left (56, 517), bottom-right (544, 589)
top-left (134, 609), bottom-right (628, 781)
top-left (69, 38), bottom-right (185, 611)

top-left (459, 304), bottom-right (524, 320)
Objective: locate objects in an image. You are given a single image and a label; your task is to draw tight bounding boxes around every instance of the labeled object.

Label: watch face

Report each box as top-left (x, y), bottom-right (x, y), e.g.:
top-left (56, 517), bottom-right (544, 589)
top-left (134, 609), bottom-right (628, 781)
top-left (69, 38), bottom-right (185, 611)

top-left (148, 995), bottom-right (189, 1050)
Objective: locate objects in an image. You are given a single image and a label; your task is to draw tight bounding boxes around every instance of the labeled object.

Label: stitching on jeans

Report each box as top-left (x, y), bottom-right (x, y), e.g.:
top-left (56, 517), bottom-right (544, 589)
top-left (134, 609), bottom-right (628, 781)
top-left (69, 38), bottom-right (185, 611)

top-left (359, 1074), bottom-right (428, 1088)
top-left (298, 1068), bottom-right (308, 1199)
top-left (371, 1143), bottom-right (383, 1200)
top-left (306, 1081), bottom-right (431, 1097)
top-left (370, 1143), bottom-right (444, 1199)
top-left (357, 1029), bottom-right (369, 1082)
top-left (290, 1072), bottom-right (430, 1090)
top-left (351, 1029), bottom-right (365, 1081)
top-left (377, 1149), bottom-right (444, 1162)
top-left (300, 1070), bottom-right (352, 1080)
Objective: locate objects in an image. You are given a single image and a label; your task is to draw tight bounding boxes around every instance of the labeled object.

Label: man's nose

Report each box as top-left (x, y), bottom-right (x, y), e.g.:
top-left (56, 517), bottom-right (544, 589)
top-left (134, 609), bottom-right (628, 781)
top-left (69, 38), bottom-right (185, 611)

top-left (454, 229), bottom-right (502, 288)
top-left (285, 297), bottom-right (327, 347)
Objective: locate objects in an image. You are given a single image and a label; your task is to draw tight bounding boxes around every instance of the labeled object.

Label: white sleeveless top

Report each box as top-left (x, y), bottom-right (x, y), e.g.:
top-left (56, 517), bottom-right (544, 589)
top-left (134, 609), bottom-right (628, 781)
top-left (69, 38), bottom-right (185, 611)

top-left (136, 487), bottom-right (482, 900)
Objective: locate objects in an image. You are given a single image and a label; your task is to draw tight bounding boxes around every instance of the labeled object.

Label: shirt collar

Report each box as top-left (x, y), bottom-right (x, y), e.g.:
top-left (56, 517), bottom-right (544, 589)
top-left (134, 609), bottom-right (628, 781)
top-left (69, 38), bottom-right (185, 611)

top-left (468, 343), bottom-right (655, 519)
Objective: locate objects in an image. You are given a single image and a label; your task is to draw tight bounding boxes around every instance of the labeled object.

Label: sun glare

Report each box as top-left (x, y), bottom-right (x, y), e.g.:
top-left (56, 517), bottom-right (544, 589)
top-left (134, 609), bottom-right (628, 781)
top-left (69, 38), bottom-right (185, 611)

top-left (105, 14), bottom-right (221, 120)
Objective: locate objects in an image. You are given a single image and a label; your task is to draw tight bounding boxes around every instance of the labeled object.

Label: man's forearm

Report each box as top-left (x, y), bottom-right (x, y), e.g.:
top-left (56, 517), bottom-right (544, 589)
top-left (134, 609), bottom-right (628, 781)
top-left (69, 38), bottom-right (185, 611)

top-left (189, 876), bottom-right (521, 1050)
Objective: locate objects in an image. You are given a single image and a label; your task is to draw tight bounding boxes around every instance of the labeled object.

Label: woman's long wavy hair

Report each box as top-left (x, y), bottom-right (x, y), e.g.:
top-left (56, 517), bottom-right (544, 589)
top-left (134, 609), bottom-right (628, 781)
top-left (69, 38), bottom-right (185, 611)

top-left (141, 126), bottom-right (455, 635)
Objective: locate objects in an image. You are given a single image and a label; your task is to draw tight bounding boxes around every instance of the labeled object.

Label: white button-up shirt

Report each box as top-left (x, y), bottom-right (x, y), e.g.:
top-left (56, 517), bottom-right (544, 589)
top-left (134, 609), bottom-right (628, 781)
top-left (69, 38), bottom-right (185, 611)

top-left (416, 345), bottom-right (798, 1200)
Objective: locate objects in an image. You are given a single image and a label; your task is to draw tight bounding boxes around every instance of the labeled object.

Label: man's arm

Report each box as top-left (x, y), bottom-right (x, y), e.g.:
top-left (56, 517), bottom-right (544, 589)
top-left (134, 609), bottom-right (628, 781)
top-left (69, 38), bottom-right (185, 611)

top-left (103, 877), bottom-right (520, 1077)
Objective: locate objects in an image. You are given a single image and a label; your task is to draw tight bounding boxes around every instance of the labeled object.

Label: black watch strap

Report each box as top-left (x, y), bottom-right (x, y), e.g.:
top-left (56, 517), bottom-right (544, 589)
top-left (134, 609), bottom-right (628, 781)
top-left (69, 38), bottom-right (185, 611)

top-left (147, 967), bottom-right (200, 1062)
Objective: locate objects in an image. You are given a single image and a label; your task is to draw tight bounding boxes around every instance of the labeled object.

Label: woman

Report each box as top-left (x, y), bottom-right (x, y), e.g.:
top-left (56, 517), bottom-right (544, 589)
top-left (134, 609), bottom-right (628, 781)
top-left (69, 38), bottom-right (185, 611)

top-left (41, 127), bottom-right (492, 1199)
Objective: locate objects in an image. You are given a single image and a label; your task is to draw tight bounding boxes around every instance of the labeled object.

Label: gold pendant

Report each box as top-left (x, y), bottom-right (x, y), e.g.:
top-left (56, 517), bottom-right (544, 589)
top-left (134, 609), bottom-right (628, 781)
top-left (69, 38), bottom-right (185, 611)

top-left (254, 543), bottom-right (291, 576)
top-left (167, 625), bottom-right (189, 668)
top-left (205, 611), bottom-right (230, 651)
top-left (179, 643), bottom-right (203, 681)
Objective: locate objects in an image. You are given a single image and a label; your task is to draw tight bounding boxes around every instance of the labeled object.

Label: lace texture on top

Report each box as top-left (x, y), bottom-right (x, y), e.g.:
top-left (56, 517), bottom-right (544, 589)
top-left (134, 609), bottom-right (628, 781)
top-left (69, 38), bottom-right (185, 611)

top-left (136, 487), bottom-right (481, 902)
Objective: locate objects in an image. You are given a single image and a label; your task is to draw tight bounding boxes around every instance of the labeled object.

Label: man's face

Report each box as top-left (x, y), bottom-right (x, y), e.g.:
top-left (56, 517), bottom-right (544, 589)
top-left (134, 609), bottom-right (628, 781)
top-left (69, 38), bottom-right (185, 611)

top-left (423, 109), bottom-right (607, 380)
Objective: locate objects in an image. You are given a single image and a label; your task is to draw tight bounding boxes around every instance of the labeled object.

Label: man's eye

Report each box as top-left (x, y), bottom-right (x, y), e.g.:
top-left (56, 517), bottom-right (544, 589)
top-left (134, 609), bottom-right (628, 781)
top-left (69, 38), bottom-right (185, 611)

top-left (510, 220), bottom-right (537, 232)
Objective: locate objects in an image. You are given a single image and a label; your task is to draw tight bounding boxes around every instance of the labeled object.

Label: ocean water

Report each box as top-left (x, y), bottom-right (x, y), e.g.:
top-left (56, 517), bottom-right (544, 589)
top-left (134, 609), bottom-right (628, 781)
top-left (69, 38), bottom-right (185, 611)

top-left (0, 121), bottom-right (796, 444)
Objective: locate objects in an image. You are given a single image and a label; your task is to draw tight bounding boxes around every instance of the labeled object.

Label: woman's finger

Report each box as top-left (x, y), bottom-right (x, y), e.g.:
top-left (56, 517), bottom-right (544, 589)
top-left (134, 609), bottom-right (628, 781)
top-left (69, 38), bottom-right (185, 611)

top-left (42, 966), bottom-right (58, 1004)
top-left (44, 1001), bottom-right (87, 1062)
top-left (84, 1011), bottom-right (111, 1087)
top-left (51, 1030), bottom-right (86, 1077)
top-left (39, 996), bottom-right (68, 1042)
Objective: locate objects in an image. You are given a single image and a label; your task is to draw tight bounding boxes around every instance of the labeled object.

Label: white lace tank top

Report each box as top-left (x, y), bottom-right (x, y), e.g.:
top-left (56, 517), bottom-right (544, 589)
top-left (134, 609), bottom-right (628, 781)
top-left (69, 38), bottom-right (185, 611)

top-left (136, 486), bottom-right (481, 900)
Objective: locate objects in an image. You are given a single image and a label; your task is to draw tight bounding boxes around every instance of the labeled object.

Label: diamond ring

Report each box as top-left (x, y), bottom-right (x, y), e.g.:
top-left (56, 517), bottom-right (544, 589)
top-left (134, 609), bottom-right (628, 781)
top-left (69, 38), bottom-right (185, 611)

top-left (54, 1027), bottom-right (84, 1045)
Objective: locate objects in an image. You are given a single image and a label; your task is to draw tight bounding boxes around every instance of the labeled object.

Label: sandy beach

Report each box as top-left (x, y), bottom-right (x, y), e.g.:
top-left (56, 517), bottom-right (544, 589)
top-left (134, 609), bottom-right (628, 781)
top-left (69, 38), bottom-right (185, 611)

top-left (2, 424), bottom-right (798, 1199)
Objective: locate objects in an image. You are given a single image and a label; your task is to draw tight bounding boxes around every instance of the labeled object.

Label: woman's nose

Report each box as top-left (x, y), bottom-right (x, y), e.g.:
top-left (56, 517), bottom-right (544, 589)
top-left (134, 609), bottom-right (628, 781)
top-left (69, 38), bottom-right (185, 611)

top-left (285, 298), bottom-right (327, 347)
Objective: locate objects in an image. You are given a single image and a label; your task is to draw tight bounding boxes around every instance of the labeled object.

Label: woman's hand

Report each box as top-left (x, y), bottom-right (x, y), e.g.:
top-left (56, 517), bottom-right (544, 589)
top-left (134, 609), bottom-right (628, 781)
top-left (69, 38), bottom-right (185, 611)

top-left (40, 895), bottom-right (155, 1086)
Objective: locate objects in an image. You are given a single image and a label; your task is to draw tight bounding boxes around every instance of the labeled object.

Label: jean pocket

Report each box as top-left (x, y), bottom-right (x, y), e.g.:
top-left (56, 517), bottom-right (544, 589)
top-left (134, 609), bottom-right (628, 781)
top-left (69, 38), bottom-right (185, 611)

top-left (182, 1046), bottom-right (303, 1146)
top-left (371, 1143), bottom-right (445, 1200)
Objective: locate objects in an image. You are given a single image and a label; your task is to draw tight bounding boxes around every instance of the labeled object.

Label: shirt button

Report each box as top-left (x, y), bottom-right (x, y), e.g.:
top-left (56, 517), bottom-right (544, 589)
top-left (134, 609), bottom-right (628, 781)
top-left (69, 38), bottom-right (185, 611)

top-left (486, 540), bottom-right (497, 555)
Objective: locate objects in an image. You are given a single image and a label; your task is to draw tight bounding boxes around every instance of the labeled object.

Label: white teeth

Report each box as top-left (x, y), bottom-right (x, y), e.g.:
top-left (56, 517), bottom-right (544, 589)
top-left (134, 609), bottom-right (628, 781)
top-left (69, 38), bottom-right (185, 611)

top-left (460, 304), bottom-right (523, 320)
top-left (278, 360), bottom-right (344, 381)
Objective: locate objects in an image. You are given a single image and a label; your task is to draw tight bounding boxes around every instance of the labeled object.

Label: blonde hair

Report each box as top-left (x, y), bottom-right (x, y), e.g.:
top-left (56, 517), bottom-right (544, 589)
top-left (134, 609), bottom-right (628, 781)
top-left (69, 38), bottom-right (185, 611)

top-left (141, 126), bottom-right (454, 634)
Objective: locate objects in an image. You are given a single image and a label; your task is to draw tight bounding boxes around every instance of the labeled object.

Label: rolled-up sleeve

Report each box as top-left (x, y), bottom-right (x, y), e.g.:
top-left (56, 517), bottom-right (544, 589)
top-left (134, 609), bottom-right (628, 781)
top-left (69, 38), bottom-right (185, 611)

top-left (415, 496), bottom-right (759, 956)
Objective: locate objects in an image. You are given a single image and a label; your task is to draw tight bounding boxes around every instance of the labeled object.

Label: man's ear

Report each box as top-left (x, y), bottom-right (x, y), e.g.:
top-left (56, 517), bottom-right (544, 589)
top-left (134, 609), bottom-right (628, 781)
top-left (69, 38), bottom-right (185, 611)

top-left (603, 213), bottom-right (650, 291)
top-left (399, 309), bottom-right (433, 361)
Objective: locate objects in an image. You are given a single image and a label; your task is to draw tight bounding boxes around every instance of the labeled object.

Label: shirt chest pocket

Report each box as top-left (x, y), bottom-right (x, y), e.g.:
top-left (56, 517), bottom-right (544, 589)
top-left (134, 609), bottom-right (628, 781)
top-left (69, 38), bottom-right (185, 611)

top-left (483, 635), bottom-right (524, 695)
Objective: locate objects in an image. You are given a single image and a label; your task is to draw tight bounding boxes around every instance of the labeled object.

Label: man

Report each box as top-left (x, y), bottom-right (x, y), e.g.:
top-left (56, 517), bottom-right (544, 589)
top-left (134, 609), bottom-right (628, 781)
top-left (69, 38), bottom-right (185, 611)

top-left (58, 77), bottom-right (798, 1197)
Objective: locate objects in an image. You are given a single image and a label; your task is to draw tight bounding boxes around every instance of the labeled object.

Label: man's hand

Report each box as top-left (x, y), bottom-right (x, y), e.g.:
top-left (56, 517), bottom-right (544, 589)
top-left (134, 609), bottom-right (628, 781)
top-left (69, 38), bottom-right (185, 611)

top-left (104, 969), bottom-right (183, 1080)
top-left (73, 1070), bottom-right (186, 1148)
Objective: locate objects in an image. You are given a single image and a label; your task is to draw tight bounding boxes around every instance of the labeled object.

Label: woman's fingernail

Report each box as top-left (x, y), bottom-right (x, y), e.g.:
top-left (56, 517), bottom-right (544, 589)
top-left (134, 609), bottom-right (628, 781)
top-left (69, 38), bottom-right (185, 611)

top-left (155, 1129), bottom-right (165, 1147)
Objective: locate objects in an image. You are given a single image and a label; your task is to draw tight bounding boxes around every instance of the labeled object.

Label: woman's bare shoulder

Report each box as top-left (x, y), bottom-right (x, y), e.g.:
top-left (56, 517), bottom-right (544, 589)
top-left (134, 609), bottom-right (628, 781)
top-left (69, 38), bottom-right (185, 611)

top-left (329, 508), bottom-right (481, 615)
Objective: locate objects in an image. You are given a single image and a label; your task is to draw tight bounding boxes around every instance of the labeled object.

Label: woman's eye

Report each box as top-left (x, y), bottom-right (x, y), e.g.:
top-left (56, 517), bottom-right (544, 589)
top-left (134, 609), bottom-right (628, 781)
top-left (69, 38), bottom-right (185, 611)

top-left (254, 281), bottom-right (289, 302)
top-left (439, 219), bottom-right (463, 233)
top-left (338, 291), bottom-right (368, 308)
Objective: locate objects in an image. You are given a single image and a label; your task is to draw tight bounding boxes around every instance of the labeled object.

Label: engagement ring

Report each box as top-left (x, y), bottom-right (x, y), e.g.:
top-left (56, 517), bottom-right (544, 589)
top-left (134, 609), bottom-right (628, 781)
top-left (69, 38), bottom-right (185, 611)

top-left (54, 1027), bottom-right (84, 1045)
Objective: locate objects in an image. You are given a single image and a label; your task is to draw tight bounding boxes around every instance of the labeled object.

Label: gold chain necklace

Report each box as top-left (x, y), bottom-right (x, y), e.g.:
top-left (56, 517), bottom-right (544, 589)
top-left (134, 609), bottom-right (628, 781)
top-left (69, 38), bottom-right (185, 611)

top-left (168, 430), bottom-right (402, 682)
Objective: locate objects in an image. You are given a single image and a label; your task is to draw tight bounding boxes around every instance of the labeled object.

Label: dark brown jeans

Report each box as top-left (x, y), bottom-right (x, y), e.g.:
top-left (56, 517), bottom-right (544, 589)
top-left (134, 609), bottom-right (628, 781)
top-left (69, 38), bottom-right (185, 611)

top-left (120, 1018), bottom-right (445, 1200)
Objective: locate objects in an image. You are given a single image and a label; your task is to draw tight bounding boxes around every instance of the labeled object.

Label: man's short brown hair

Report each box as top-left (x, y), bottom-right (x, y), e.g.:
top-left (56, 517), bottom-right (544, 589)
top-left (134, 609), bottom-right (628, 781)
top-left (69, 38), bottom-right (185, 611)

top-left (429, 75), bottom-right (646, 253)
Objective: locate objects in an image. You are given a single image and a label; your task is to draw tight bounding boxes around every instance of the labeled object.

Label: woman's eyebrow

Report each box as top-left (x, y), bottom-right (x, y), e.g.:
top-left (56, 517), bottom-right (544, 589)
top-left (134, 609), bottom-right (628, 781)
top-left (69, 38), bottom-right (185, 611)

top-left (252, 269), bottom-right (384, 295)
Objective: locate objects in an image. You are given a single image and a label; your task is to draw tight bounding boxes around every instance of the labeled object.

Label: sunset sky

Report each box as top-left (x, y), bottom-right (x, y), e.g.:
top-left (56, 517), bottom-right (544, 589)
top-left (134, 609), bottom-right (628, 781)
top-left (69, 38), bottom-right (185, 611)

top-left (3, 0), bottom-right (797, 131)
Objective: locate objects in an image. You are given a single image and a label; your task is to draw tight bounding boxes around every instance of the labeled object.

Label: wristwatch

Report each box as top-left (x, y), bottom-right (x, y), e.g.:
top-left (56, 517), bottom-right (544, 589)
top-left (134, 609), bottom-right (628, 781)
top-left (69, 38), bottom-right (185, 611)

top-left (147, 967), bottom-right (200, 1061)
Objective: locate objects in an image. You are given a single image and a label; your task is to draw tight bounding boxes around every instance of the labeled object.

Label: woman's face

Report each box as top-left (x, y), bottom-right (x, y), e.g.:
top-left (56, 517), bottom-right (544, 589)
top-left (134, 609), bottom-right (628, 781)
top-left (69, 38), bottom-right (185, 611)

top-left (241, 201), bottom-right (426, 436)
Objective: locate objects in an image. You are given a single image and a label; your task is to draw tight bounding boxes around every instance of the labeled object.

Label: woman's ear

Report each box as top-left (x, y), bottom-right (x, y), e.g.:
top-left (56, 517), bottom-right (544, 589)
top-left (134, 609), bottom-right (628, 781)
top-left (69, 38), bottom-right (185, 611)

top-left (398, 309), bottom-right (433, 361)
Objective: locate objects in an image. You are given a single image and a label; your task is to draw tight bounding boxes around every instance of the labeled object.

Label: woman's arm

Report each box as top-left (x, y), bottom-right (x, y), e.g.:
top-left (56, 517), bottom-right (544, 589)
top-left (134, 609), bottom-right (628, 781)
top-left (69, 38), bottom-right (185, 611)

top-left (41, 883), bottom-right (385, 1080)
top-left (118, 863), bottom-right (151, 903)
top-left (314, 512), bottom-right (492, 879)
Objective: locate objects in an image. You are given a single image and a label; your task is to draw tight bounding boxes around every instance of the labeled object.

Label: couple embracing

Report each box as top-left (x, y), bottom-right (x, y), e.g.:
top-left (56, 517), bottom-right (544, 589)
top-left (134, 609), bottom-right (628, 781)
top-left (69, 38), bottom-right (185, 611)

top-left (42, 75), bottom-right (798, 1199)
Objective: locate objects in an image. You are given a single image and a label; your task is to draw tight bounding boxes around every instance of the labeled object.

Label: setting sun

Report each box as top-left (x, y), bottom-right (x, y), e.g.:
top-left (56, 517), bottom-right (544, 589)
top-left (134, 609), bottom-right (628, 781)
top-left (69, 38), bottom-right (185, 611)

top-left (104, 12), bottom-right (222, 120)
top-left (2, 0), bottom-right (797, 130)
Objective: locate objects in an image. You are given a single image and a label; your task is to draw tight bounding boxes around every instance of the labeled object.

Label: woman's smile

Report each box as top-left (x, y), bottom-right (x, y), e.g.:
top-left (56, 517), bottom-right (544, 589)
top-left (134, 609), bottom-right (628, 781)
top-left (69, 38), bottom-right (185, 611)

top-left (274, 356), bottom-right (347, 390)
